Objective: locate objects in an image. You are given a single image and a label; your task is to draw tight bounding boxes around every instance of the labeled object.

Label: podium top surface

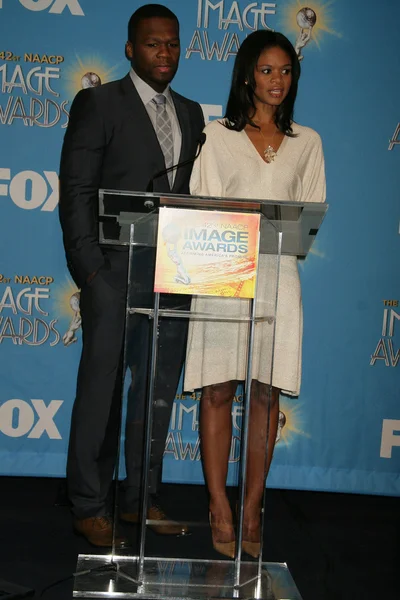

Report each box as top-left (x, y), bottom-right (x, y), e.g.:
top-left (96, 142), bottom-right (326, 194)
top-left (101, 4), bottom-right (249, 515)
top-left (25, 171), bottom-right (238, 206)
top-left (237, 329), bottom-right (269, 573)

top-left (98, 189), bottom-right (328, 257)
top-left (99, 188), bottom-right (327, 214)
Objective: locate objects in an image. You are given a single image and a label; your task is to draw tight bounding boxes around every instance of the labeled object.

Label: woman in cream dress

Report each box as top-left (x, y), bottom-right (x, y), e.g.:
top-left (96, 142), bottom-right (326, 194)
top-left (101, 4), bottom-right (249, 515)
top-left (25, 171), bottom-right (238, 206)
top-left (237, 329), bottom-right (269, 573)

top-left (184, 30), bottom-right (326, 559)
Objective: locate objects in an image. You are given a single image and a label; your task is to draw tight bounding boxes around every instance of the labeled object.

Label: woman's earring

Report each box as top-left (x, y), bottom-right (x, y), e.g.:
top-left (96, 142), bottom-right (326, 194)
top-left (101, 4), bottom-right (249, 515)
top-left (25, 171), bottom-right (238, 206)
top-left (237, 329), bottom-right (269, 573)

top-left (244, 80), bottom-right (248, 85)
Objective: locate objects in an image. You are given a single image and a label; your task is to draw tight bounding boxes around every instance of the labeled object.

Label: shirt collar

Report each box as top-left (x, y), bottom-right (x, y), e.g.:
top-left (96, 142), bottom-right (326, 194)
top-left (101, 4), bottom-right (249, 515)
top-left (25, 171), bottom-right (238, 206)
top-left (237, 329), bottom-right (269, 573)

top-left (129, 68), bottom-right (173, 108)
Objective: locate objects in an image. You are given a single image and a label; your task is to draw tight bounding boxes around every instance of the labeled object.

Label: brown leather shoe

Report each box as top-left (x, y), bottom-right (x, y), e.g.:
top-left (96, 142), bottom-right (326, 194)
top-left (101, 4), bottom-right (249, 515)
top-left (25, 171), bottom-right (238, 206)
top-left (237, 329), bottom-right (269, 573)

top-left (120, 505), bottom-right (189, 536)
top-left (74, 515), bottom-right (130, 548)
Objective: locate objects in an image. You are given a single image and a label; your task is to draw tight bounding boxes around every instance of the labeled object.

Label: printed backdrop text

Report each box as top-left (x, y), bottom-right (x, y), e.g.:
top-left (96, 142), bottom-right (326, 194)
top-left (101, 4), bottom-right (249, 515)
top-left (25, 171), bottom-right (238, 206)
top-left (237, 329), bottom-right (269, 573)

top-left (0, 0), bottom-right (399, 496)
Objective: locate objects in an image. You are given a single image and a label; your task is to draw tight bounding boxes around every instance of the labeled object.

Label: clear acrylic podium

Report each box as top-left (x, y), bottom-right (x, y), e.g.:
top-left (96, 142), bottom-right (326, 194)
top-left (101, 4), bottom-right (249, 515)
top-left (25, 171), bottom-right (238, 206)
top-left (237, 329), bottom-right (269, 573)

top-left (73, 190), bottom-right (327, 599)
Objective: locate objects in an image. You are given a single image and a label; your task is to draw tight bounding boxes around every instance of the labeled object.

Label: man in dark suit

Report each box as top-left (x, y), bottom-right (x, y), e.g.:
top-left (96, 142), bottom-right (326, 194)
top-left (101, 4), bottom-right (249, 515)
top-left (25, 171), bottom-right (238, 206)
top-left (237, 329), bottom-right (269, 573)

top-left (59, 4), bottom-right (204, 547)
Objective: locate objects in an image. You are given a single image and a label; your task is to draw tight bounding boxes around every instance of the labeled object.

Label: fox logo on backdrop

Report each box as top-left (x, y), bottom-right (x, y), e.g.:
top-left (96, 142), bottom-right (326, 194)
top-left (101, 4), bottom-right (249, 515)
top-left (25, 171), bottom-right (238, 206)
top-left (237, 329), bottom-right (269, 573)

top-left (380, 419), bottom-right (400, 459)
top-left (0, 399), bottom-right (63, 439)
top-left (0, 0), bottom-right (84, 15)
top-left (0, 168), bottom-right (58, 211)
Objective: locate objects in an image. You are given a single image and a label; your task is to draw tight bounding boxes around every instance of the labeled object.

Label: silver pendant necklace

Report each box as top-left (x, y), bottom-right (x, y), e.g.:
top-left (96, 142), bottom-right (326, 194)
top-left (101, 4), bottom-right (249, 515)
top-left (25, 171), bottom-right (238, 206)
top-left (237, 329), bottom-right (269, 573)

top-left (263, 144), bottom-right (278, 164)
top-left (259, 127), bottom-right (278, 164)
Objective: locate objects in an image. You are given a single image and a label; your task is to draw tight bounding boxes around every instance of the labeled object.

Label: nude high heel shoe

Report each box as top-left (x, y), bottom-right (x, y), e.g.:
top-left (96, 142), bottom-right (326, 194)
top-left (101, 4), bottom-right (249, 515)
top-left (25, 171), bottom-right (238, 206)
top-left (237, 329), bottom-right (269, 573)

top-left (242, 539), bottom-right (261, 558)
top-left (209, 512), bottom-right (236, 559)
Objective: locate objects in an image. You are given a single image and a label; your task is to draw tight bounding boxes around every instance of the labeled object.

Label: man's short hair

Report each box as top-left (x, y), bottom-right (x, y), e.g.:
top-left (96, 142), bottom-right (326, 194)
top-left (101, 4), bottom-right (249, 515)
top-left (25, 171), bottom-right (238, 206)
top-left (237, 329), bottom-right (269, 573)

top-left (128, 4), bottom-right (179, 42)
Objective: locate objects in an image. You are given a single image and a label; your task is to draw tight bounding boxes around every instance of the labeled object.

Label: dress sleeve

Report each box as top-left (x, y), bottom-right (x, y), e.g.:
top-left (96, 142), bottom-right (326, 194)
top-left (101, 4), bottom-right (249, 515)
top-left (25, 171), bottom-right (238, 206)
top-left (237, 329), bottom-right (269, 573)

top-left (190, 122), bottom-right (225, 197)
top-left (300, 133), bottom-right (326, 204)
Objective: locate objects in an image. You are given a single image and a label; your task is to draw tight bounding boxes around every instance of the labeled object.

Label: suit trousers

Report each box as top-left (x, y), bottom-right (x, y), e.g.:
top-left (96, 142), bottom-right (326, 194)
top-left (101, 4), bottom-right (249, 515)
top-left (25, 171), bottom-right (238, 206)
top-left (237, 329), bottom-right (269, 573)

top-left (121, 309), bottom-right (189, 513)
top-left (121, 247), bottom-right (190, 512)
top-left (67, 247), bottom-right (189, 519)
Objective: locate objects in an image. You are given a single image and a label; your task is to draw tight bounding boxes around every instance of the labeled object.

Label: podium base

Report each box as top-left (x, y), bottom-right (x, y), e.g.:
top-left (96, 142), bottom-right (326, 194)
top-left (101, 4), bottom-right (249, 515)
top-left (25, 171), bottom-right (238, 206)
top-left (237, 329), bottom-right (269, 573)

top-left (73, 554), bottom-right (302, 599)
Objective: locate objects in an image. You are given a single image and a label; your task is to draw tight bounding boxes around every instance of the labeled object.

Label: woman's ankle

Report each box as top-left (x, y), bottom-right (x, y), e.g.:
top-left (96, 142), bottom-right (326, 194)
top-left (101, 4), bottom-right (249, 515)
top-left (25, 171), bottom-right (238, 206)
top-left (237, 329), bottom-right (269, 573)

top-left (209, 494), bottom-right (232, 521)
top-left (243, 501), bottom-right (261, 525)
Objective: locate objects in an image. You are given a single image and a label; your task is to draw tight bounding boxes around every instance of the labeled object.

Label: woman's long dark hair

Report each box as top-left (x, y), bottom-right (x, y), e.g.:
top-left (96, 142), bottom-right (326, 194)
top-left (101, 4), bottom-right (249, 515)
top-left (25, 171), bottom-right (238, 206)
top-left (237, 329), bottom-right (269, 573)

top-left (224, 30), bottom-right (300, 136)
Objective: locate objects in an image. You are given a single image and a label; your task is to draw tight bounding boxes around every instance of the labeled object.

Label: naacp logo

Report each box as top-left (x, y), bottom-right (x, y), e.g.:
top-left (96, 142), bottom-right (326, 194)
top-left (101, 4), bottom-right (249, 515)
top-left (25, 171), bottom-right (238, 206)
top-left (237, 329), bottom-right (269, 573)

top-left (370, 301), bottom-right (400, 367)
top-left (165, 392), bottom-right (292, 466)
top-left (165, 398), bottom-right (201, 462)
top-left (165, 394), bottom-right (245, 463)
top-left (388, 123), bottom-right (400, 151)
top-left (280, 1), bottom-right (341, 63)
top-left (0, 60), bottom-right (69, 128)
top-left (0, 276), bottom-right (82, 347)
top-left (186, 0), bottom-right (276, 62)
top-left (0, 50), bottom-right (120, 128)
top-left (0, 280), bottom-right (61, 346)
top-left (0, 0), bottom-right (84, 15)
top-left (294, 7), bottom-right (317, 61)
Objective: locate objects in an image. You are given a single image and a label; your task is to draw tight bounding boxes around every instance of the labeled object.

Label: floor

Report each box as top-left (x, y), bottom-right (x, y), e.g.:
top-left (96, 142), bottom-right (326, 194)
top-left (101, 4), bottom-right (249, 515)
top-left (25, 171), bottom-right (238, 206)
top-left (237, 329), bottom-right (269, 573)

top-left (0, 477), bottom-right (398, 600)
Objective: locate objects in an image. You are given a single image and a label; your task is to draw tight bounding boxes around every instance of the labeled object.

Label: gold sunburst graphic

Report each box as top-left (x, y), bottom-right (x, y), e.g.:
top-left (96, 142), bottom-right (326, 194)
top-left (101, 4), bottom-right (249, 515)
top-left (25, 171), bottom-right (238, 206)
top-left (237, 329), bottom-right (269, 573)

top-left (277, 398), bottom-right (310, 446)
top-left (281, 0), bottom-right (342, 52)
top-left (53, 276), bottom-right (79, 320)
top-left (63, 54), bottom-right (122, 99)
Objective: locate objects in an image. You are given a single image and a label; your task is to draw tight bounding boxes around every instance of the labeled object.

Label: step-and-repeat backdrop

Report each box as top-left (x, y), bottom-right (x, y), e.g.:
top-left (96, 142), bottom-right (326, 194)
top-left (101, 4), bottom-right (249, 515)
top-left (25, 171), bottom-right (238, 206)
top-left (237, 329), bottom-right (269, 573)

top-left (0, 0), bottom-right (399, 496)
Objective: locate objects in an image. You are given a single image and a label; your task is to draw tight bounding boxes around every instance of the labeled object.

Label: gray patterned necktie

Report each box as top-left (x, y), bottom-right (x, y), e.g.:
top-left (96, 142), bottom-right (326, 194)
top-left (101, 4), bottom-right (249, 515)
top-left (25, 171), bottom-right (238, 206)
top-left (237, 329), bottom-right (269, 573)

top-left (153, 93), bottom-right (174, 187)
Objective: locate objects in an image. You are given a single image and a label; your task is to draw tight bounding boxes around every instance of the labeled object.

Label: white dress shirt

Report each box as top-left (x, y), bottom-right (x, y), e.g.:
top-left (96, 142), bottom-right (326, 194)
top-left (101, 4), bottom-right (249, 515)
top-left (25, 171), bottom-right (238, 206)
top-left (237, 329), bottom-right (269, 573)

top-left (130, 68), bottom-right (182, 184)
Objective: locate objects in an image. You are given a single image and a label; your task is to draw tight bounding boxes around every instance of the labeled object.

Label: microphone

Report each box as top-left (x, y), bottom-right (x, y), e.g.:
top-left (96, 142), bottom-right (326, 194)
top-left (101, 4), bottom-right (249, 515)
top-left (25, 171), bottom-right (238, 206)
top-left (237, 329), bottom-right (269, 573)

top-left (146, 133), bottom-right (206, 194)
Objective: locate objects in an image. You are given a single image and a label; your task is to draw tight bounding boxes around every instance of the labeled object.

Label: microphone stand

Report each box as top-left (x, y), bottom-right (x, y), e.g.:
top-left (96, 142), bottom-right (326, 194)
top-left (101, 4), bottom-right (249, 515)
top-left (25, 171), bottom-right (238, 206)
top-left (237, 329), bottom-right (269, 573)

top-left (146, 134), bottom-right (206, 194)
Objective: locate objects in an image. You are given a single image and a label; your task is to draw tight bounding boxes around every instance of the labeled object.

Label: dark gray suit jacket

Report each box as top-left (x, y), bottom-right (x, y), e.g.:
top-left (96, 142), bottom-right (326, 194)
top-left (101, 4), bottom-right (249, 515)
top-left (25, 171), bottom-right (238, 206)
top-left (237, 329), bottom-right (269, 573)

top-left (59, 73), bottom-right (204, 288)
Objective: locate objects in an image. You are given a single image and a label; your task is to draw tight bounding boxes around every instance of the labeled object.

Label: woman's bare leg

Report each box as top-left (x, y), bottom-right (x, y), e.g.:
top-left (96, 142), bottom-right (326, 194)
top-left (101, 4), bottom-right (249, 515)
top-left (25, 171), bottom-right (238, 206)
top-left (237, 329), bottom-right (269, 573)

top-left (243, 382), bottom-right (280, 548)
top-left (200, 380), bottom-right (238, 545)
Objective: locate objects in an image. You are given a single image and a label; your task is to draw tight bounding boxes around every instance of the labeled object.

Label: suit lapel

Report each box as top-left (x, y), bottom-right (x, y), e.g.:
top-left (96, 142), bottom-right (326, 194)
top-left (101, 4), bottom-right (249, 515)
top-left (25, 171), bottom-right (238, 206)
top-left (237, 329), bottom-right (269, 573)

top-left (171, 90), bottom-right (190, 193)
top-left (119, 74), bottom-right (170, 188)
